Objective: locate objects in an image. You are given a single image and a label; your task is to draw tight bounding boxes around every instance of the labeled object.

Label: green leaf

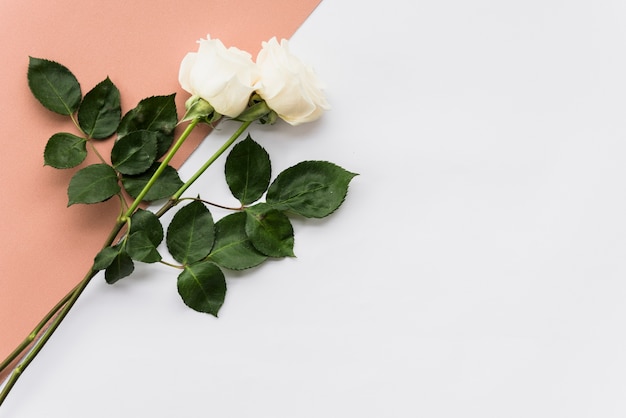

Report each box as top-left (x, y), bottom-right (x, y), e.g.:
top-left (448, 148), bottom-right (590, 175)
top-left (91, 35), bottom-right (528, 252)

top-left (126, 231), bottom-right (162, 263)
top-left (166, 200), bottom-right (215, 265)
top-left (266, 161), bottom-right (357, 218)
top-left (118, 95), bottom-right (177, 158)
top-left (67, 164), bottom-right (120, 206)
top-left (27, 57), bottom-right (81, 115)
top-left (105, 250), bottom-right (134, 284)
top-left (177, 262), bottom-right (226, 316)
top-left (43, 132), bottom-right (87, 168)
top-left (77, 77), bottom-right (121, 139)
top-left (225, 135), bottom-right (271, 205)
top-left (129, 209), bottom-right (163, 246)
top-left (93, 245), bottom-right (121, 271)
top-left (245, 204), bottom-right (294, 257)
top-left (125, 209), bottom-right (163, 263)
top-left (121, 163), bottom-right (183, 201)
top-left (111, 130), bottom-right (158, 175)
top-left (209, 212), bottom-right (267, 270)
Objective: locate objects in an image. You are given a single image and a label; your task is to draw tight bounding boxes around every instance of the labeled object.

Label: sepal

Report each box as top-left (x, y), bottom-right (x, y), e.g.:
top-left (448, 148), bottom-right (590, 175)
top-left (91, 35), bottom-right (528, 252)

top-left (235, 95), bottom-right (277, 124)
top-left (181, 95), bottom-right (220, 124)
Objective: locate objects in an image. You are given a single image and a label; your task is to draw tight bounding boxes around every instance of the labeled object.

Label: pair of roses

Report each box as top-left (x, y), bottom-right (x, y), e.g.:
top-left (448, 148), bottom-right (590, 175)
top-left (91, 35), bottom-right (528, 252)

top-left (0, 33), bottom-right (354, 408)
top-left (179, 36), bottom-right (328, 125)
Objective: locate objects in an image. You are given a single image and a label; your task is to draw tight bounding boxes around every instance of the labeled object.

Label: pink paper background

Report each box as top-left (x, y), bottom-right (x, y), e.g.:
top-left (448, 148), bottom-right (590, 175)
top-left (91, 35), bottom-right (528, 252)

top-left (0, 0), bottom-right (320, 362)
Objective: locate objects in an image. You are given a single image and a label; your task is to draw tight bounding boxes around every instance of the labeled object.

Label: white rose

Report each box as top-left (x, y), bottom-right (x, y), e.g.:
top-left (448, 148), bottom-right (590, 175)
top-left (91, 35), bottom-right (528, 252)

top-left (256, 37), bottom-right (329, 126)
top-left (179, 35), bottom-right (259, 118)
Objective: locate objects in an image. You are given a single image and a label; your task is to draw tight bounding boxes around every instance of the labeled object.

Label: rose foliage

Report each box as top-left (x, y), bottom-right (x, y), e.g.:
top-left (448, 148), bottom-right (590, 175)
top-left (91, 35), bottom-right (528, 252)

top-left (0, 36), bottom-right (355, 407)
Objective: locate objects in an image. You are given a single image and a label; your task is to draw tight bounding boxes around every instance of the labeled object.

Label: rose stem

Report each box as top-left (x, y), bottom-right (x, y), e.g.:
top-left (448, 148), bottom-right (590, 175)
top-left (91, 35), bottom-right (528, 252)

top-left (0, 118), bottom-right (251, 406)
top-left (0, 284), bottom-right (77, 374)
top-left (154, 119), bottom-right (252, 217)
top-left (0, 118), bottom-right (200, 406)
top-left (122, 118), bottom-right (199, 219)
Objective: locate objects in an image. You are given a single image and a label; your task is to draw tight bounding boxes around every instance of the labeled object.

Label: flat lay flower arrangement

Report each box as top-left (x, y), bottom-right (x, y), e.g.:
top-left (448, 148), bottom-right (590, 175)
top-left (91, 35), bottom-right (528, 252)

top-left (0, 35), bottom-right (356, 406)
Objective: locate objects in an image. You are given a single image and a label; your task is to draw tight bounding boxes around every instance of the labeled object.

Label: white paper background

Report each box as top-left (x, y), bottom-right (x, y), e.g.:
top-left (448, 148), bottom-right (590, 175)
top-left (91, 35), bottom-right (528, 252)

top-left (4, 0), bottom-right (626, 416)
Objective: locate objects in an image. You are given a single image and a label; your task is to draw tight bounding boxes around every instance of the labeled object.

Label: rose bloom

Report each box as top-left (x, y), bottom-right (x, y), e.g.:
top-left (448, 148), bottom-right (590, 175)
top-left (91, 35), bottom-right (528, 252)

top-left (179, 35), bottom-right (259, 118)
top-left (256, 37), bottom-right (329, 126)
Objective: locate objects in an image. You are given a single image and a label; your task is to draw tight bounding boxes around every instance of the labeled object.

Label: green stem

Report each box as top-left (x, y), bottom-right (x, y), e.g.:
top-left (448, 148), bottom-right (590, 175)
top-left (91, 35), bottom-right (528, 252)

top-left (70, 114), bottom-right (81, 132)
top-left (0, 214), bottom-right (127, 376)
top-left (192, 197), bottom-right (242, 212)
top-left (0, 119), bottom-right (201, 406)
top-left (123, 118), bottom-right (199, 219)
top-left (154, 120), bottom-right (251, 218)
top-left (174, 120), bottom-right (251, 201)
top-left (0, 268), bottom-right (98, 406)
top-left (0, 118), bottom-right (248, 407)
top-left (0, 216), bottom-right (126, 406)
top-left (87, 140), bottom-right (108, 165)
top-left (0, 284), bottom-right (77, 374)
